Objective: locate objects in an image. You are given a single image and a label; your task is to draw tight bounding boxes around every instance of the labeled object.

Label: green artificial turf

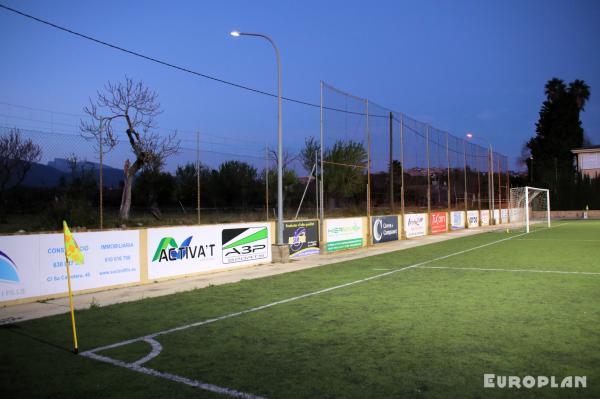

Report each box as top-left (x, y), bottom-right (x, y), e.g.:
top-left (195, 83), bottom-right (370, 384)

top-left (1, 221), bottom-right (599, 398)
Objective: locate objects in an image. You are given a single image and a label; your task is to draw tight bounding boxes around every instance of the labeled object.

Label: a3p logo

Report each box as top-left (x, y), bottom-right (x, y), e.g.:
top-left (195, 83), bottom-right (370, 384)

top-left (222, 227), bottom-right (269, 264)
top-left (0, 250), bottom-right (20, 283)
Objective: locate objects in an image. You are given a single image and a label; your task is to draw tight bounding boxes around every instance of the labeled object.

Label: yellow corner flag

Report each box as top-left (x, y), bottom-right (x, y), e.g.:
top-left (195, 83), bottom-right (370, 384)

top-left (63, 221), bottom-right (84, 265)
top-left (62, 221), bottom-right (84, 354)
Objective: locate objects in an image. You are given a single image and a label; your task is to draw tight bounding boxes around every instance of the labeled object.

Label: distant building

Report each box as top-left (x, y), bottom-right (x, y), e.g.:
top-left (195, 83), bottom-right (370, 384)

top-left (572, 145), bottom-right (600, 178)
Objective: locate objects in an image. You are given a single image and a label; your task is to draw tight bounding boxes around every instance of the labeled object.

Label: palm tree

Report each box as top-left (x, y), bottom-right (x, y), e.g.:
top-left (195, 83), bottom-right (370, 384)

top-left (544, 78), bottom-right (566, 102)
top-left (568, 79), bottom-right (591, 111)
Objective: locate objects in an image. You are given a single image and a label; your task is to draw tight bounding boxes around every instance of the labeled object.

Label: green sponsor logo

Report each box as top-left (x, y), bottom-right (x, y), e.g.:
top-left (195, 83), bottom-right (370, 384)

top-left (327, 224), bottom-right (360, 235)
top-left (326, 238), bottom-right (363, 252)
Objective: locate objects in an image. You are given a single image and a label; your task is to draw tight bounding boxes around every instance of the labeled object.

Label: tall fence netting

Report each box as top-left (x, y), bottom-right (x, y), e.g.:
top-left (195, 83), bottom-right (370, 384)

top-left (0, 83), bottom-right (509, 233)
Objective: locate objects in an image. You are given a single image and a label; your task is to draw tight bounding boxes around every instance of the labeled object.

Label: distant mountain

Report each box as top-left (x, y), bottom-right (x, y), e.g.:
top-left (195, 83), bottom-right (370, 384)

top-left (18, 158), bottom-right (124, 188)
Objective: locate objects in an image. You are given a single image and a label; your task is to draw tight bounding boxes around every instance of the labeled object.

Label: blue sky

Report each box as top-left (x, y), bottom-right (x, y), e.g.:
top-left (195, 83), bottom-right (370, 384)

top-left (1, 0), bottom-right (599, 170)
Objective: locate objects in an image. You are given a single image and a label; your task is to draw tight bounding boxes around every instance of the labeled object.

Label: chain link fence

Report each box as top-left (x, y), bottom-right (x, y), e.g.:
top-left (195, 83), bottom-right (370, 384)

top-left (320, 81), bottom-right (510, 225)
top-left (0, 83), bottom-right (510, 233)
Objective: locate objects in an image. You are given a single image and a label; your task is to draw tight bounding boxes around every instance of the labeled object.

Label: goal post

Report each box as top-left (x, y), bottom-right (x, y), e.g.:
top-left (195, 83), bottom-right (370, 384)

top-left (509, 186), bottom-right (551, 233)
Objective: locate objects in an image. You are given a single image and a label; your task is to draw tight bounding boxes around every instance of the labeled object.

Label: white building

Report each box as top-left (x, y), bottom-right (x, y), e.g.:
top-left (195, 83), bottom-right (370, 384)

top-left (572, 145), bottom-right (600, 178)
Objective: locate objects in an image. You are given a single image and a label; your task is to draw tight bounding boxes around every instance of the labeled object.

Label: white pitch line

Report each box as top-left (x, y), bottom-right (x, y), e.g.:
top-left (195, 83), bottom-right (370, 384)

top-left (420, 266), bottom-right (600, 276)
top-left (132, 338), bottom-right (163, 366)
top-left (81, 351), bottom-right (266, 399)
top-left (514, 238), bottom-right (600, 242)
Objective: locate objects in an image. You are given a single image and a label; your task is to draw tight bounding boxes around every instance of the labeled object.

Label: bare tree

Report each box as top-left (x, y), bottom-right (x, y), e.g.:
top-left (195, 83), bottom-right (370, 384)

top-left (0, 128), bottom-right (42, 221)
top-left (80, 77), bottom-right (180, 221)
top-left (269, 148), bottom-right (299, 170)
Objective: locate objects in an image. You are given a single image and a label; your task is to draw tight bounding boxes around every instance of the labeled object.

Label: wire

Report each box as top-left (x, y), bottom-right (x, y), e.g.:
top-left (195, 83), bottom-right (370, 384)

top-left (0, 3), bottom-right (508, 159)
top-left (0, 102), bottom-right (267, 145)
top-left (0, 101), bottom-right (85, 117)
top-left (0, 3), bottom-right (379, 118)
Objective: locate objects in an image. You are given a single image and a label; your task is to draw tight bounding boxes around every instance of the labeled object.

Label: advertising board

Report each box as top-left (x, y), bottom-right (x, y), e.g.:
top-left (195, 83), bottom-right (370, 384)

top-left (467, 210), bottom-right (479, 228)
top-left (501, 209), bottom-right (509, 223)
top-left (404, 213), bottom-right (427, 238)
top-left (371, 216), bottom-right (399, 244)
top-left (147, 223), bottom-right (271, 279)
top-left (480, 210), bottom-right (490, 226)
top-left (1, 230), bottom-right (140, 302)
top-left (430, 212), bottom-right (447, 234)
top-left (325, 218), bottom-right (363, 252)
top-left (450, 211), bottom-right (465, 230)
top-left (493, 209), bottom-right (500, 224)
top-left (284, 220), bottom-right (319, 257)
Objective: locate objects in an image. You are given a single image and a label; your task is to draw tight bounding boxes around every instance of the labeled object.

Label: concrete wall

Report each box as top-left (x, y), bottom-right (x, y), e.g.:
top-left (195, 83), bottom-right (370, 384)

top-left (4, 209), bottom-right (593, 307)
top-left (550, 210), bottom-right (600, 219)
top-left (0, 220), bottom-right (276, 307)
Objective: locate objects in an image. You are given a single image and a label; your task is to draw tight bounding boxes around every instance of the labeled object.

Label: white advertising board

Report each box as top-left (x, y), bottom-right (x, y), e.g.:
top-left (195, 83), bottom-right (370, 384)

top-left (0, 235), bottom-right (40, 302)
top-left (467, 210), bottom-right (479, 228)
top-left (450, 211), bottom-right (465, 230)
top-left (510, 208), bottom-right (523, 223)
top-left (147, 223), bottom-right (271, 279)
top-left (493, 209), bottom-right (500, 224)
top-left (480, 210), bottom-right (490, 226)
top-left (325, 218), bottom-right (363, 252)
top-left (404, 213), bottom-right (427, 238)
top-left (501, 209), bottom-right (509, 223)
top-left (1, 230), bottom-right (140, 302)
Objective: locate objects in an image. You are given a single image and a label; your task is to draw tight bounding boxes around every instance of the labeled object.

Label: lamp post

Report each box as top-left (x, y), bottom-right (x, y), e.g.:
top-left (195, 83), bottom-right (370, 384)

top-left (529, 156), bottom-right (534, 184)
top-left (466, 133), bottom-right (495, 224)
top-left (231, 30), bottom-right (284, 245)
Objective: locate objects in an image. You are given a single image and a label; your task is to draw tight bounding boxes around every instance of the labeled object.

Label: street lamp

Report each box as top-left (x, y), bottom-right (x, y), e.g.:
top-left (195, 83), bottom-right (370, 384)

top-left (230, 30), bottom-right (284, 246)
top-left (466, 133), bottom-right (496, 224)
top-left (529, 156), bottom-right (534, 184)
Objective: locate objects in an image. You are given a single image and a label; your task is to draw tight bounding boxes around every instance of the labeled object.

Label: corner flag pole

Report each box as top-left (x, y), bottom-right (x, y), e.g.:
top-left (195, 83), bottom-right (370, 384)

top-left (63, 220), bottom-right (83, 354)
top-left (64, 253), bottom-right (79, 354)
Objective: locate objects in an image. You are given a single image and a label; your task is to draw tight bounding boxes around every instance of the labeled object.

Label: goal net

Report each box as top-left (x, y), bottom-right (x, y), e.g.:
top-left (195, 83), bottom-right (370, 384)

top-left (509, 186), bottom-right (551, 233)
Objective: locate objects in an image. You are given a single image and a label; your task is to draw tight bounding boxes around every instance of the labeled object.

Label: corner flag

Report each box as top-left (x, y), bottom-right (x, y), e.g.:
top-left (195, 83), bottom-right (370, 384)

top-left (62, 221), bottom-right (83, 354)
top-left (63, 221), bottom-right (84, 265)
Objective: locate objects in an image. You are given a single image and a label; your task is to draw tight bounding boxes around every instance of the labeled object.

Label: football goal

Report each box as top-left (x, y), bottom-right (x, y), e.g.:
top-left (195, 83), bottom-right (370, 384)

top-left (509, 186), bottom-right (551, 233)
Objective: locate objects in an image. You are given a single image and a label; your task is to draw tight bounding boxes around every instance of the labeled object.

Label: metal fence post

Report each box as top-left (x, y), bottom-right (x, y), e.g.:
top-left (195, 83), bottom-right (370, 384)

top-left (400, 114), bottom-right (406, 239)
top-left (498, 156), bottom-right (502, 223)
top-left (319, 81), bottom-right (324, 244)
top-left (463, 139), bottom-right (468, 216)
top-left (506, 164), bottom-right (510, 217)
top-left (476, 145), bottom-right (481, 211)
top-left (315, 150), bottom-right (319, 220)
top-left (446, 132), bottom-right (451, 211)
top-left (99, 118), bottom-right (103, 230)
top-left (197, 130), bottom-right (201, 225)
top-left (389, 112), bottom-right (394, 212)
top-left (265, 144), bottom-right (269, 221)
top-left (366, 99), bottom-right (371, 223)
top-left (426, 124), bottom-right (431, 231)
top-left (488, 145), bottom-right (496, 224)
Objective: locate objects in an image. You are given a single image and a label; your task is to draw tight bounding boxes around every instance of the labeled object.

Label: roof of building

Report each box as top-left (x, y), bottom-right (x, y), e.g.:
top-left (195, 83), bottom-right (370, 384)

top-left (571, 145), bottom-right (600, 154)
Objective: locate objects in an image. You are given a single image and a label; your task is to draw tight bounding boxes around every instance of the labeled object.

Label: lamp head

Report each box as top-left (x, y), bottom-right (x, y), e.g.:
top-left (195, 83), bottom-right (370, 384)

top-left (466, 132), bottom-right (473, 139)
top-left (230, 31), bottom-right (241, 37)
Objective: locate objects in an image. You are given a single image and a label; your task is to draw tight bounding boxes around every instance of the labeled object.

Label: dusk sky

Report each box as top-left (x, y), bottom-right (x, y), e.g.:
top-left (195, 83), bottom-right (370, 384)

top-left (1, 0), bottom-right (599, 170)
